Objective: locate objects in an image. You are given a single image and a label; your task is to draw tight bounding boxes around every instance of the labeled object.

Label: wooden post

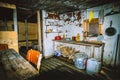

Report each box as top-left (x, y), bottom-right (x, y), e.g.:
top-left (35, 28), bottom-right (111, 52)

top-left (91, 46), bottom-right (95, 58)
top-left (37, 10), bottom-right (42, 51)
top-left (101, 43), bottom-right (105, 66)
top-left (99, 24), bottom-right (103, 35)
top-left (25, 20), bottom-right (28, 50)
top-left (13, 9), bottom-right (18, 32)
top-left (13, 9), bottom-right (19, 52)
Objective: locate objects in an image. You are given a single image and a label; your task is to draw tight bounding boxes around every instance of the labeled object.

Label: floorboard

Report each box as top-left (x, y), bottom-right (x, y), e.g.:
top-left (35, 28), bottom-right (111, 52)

top-left (29, 57), bottom-right (106, 80)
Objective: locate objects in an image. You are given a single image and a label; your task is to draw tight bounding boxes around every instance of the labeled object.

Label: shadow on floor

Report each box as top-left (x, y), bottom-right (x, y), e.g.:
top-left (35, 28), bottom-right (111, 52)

top-left (28, 57), bottom-right (107, 80)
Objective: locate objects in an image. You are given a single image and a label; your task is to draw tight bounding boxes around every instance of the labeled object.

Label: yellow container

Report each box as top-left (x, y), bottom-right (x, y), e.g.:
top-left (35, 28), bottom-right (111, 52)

top-left (76, 33), bottom-right (80, 41)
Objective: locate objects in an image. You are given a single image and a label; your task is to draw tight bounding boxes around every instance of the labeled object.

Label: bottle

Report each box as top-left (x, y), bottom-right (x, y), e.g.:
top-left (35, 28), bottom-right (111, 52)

top-left (76, 33), bottom-right (80, 41)
top-left (62, 34), bottom-right (65, 39)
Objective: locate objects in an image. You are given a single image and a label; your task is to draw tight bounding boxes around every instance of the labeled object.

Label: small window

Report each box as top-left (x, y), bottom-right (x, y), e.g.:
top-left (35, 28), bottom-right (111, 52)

top-left (83, 18), bottom-right (100, 37)
top-left (88, 18), bottom-right (99, 37)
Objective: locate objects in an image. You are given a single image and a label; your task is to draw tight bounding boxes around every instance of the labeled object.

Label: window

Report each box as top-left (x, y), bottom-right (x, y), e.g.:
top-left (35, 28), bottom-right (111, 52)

top-left (83, 18), bottom-right (101, 37)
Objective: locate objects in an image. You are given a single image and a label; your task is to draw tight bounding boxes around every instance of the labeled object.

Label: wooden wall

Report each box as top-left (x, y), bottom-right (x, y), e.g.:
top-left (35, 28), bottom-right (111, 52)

top-left (18, 22), bottom-right (38, 41)
top-left (0, 31), bottom-right (18, 52)
top-left (0, 21), bottom-right (38, 48)
top-left (6, 21), bottom-right (38, 41)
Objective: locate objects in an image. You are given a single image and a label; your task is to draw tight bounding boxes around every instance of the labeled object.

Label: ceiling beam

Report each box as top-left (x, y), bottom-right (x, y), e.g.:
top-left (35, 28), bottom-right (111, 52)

top-left (0, 2), bottom-right (16, 9)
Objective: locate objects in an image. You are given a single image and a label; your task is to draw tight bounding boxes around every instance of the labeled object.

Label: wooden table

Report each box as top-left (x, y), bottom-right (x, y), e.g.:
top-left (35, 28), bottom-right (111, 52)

top-left (0, 49), bottom-right (39, 80)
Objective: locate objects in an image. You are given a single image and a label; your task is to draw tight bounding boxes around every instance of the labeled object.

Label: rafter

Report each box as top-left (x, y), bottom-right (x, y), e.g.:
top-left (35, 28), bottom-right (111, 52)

top-left (0, 2), bottom-right (16, 9)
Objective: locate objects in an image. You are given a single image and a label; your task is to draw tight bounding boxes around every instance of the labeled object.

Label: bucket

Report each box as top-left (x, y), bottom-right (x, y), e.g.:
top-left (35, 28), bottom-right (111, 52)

top-left (74, 53), bottom-right (88, 69)
top-left (86, 58), bottom-right (101, 75)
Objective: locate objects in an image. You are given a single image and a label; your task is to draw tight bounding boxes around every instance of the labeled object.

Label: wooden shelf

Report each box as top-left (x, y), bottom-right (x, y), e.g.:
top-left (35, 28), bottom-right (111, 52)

top-left (45, 18), bottom-right (59, 20)
top-left (46, 25), bottom-right (59, 26)
top-left (18, 39), bottom-right (38, 42)
top-left (53, 40), bottom-right (104, 47)
top-left (45, 32), bottom-right (62, 33)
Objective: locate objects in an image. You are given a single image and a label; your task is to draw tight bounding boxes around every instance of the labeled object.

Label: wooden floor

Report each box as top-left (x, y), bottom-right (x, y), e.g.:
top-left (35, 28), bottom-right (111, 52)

top-left (0, 55), bottom-right (120, 80)
top-left (28, 57), bottom-right (108, 80)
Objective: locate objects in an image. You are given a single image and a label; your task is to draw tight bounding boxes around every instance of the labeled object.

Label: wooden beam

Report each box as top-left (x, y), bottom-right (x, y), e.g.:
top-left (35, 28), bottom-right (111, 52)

top-left (13, 9), bottom-right (19, 52)
top-left (25, 20), bottom-right (28, 50)
top-left (13, 9), bottom-right (18, 32)
top-left (37, 10), bottom-right (42, 51)
top-left (0, 2), bottom-right (16, 9)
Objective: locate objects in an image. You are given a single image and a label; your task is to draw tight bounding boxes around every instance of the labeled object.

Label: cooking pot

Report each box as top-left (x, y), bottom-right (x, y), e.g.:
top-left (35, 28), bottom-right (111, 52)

top-left (105, 21), bottom-right (116, 36)
top-left (74, 53), bottom-right (88, 69)
top-left (55, 36), bottom-right (61, 40)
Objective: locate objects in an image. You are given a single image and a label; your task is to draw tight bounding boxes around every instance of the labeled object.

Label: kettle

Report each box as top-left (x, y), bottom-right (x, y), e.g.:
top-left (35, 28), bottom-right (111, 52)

top-left (55, 36), bottom-right (61, 40)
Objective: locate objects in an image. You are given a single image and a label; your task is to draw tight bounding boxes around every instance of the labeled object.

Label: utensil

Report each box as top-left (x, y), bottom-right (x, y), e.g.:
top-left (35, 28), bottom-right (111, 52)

top-left (105, 21), bottom-right (116, 36)
top-left (70, 12), bottom-right (75, 22)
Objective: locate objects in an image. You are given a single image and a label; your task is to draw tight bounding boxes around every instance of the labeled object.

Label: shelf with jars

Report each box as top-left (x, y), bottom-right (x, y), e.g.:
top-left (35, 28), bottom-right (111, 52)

top-left (45, 17), bottom-right (65, 37)
top-left (45, 19), bottom-right (64, 38)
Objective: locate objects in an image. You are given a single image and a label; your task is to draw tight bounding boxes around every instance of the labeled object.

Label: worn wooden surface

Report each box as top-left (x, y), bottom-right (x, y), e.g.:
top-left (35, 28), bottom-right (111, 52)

top-left (0, 2), bottom-right (16, 9)
top-left (17, 21), bottom-right (38, 41)
top-left (0, 31), bottom-right (18, 52)
top-left (53, 40), bottom-right (103, 47)
top-left (0, 49), bottom-right (39, 80)
top-left (30, 57), bottom-right (107, 80)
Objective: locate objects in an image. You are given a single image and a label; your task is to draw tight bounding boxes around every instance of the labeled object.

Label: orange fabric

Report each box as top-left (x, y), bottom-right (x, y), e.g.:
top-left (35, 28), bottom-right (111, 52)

top-left (26, 49), bottom-right (40, 65)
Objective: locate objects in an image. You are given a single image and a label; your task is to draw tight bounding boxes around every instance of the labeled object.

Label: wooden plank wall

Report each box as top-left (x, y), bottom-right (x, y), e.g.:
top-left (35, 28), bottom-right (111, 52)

top-left (6, 21), bottom-right (38, 48)
top-left (0, 21), bottom-right (38, 48)
top-left (18, 22), bottom-right (38, 41)
top-left (0, 31), bottom-right (18, 52)
top-left (6, 21), bottom-right (38, 41)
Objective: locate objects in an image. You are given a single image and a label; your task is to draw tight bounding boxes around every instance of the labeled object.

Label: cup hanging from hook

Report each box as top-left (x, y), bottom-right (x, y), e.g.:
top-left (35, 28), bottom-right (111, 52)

top-left (70, 12), bottom-right (75, 22)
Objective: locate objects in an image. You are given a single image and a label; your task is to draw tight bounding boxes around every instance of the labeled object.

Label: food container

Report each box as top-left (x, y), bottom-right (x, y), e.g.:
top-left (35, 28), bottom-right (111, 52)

top-left (74, 53), bottom-right (88, 69)
top-left (86, 58), bottom-right (101, 75)
top-left (72, 36), bottom-right (76, 41)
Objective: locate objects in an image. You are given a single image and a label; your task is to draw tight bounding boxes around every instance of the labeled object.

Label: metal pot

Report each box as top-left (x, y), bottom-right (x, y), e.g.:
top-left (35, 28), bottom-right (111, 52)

top-left (74, 53), bottom-right (88, 69)
top-left (105, 21), bottom-right (116, 36)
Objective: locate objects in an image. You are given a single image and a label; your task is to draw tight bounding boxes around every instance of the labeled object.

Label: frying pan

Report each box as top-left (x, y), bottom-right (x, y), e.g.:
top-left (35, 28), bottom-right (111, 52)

top-left (105, 21), bottom-right (116, 36)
